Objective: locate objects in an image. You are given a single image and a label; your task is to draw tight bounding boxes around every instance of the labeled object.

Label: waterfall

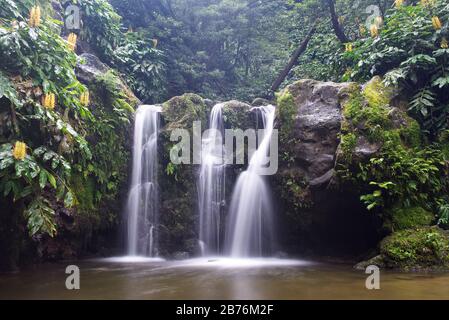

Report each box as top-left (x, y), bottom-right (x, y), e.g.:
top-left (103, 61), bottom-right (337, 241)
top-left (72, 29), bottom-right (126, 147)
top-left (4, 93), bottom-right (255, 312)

top-left (226, 105), bottom-right (276, 257)
top-left (198, 103), bottom-right (226, 256)
top-left (126, 105), bottom-right (161, 257)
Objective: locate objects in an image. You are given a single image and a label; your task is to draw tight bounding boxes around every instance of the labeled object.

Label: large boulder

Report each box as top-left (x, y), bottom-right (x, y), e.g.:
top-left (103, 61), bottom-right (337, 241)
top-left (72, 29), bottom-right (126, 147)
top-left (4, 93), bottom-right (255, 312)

top-left (281, 79), bottom-right (352, 183)
top-left (273, 78), bottom-right (417, 256)
top-left (273, 76), bottom-right (441, 266)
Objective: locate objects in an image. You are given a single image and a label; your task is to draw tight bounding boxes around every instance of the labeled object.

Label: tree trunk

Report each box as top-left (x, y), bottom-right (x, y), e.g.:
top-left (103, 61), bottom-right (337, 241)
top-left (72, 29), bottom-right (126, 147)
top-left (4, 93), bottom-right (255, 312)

top-left (270, 25), bottom-right (317, 93)
top-left (327, 0), bottom-right (349, 43)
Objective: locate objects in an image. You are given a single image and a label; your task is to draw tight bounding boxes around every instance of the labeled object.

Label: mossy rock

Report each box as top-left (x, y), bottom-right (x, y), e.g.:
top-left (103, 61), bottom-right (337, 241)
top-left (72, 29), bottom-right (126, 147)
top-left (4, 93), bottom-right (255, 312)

top-left (380, 226), bottom-right (449, 270)
top-left (221, 100), bottom-right (254, 130)
top-left (276, 88), bottom-right (296, 140)
top-left (389, 205), bottom-right (434, 231)
top-left (162, 93), bottom-right (207, 130)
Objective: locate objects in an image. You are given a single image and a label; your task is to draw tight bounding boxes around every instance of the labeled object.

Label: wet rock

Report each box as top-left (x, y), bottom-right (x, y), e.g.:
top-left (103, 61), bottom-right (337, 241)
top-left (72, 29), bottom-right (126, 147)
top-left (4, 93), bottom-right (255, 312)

top-left (251, 97), bottom-right (272, 106)
top-left (75, 53), bottom-right (110, 84)
top-left (221, 100), bottom-right (254, 130)
top-left (353, 136), bottom-right (381, 161)
top-left (354, 255), bottom-right (385, 270)
top-left (273, 79), bottom-right (382, 257)
top-left (309, 169), bottom-right (334, 188)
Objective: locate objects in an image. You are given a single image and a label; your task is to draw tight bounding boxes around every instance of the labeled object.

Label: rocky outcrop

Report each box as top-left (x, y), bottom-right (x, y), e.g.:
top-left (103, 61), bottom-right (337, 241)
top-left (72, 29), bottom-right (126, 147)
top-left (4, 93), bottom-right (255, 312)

top-left (273, 78), bottom-right (411, 256)
top-left (76, 53), bottom-right (110, 84)
top-left (270, 76), bottom-right (448, 271)
top-left (284, 80), bottom-right (351, 184)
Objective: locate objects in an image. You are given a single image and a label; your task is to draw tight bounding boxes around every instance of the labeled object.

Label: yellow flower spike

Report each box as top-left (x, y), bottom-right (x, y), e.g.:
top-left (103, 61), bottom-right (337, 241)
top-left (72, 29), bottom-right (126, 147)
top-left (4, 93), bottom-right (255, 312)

top-left (13, 141), bottom-right (27, 161)
top-left (35, 6), bottom-right (41, 25)
top-left (359, 24), bottom-right (366, 36)
top-left (441, 38), bottom-right (449, 49)
top-left (345, 43), bottom-right (353, 52)
top-left (42, 95), bottom-right (47, 108)
top-left (50, 93), bottom-right (56, 109)
top-left (80, 91), bottom-right (90, 106)
top-left (421, 0), bottom-right (435, 7)
top-left (28, 6), bottom-right (35, 26)
top-left (394, 0), bottom-right (404, 8)
top-left (67, 33), bottom-right (77, 51)
top-left (432, 16), bottom-right (442, 30)
top-left (28, 6), bottom-right (41, 28)
top-left (338, 16), bottom-right (345, 25)
top-left (375, 16), bottom-right (383, 27)
top-left (43, 93), bottom-right (56, 110)
top-left (370, 24), bottom-right (379, 38)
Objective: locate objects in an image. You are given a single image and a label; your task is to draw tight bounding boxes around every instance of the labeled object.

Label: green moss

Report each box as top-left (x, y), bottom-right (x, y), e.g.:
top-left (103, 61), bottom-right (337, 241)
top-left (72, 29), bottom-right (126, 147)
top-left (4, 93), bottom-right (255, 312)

top-left (342, 77), bottom-right (392, 144)
top-left (389, 205), bottom-right (434, 231)
top-left (381, 227), bottom-right (449, 269)
top-left (163, 93), bottom-right (207, 129)
top-left (222, 101), bottom-right (252, 130)
top-left (381, 130), bottom-right (402, 148)
top-left (276, 89), bottom-right (296, 137)
top-left (342, 99), bottom-right (389, 149)
top-left (340, 132), bottom-right (357, 162)
top-left (437, 130), bottom-right (449, 160)
top-left (93, 70), bottom-right (137, 113)
top-left (277, 172), bottom-right (312, 209)
top-left (362, 76), bottom-right (392, 109)
top-left (399, 119), bottom-right (422, 148)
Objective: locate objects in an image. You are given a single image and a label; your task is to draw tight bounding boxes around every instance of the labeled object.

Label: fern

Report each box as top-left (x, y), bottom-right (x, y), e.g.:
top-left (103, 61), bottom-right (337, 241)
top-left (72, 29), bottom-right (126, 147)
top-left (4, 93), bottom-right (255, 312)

top-left (409, 88), bottom-right (436, 118)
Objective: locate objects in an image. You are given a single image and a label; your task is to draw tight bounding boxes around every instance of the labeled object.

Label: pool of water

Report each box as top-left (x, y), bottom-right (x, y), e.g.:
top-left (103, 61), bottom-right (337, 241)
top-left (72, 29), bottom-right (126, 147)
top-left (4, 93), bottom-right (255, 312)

top-left (0, 257), bottom-right (448, 299)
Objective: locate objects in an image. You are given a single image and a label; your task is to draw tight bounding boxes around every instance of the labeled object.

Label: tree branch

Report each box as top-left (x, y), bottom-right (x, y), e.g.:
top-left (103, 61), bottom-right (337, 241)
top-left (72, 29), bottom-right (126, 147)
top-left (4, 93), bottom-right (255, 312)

top-left (270, 24), bottom-right (317, 92)
top-left (327, 0), bottom-right (349, 43)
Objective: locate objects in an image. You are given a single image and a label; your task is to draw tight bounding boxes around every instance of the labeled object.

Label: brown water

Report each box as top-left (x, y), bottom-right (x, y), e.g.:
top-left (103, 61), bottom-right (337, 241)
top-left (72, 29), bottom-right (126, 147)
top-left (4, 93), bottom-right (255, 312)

top-left (0, 257), bottom-right (448, 300)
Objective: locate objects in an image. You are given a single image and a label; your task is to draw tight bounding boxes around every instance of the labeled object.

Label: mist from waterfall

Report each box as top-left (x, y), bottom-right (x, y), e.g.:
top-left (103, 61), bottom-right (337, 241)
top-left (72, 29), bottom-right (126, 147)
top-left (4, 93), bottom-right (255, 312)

top-left (225, 105), bottom-right (276, 257)
top-left (198, 103), bottom-right (226, 255)
top-left (126, 105), bottom-right (161, 257)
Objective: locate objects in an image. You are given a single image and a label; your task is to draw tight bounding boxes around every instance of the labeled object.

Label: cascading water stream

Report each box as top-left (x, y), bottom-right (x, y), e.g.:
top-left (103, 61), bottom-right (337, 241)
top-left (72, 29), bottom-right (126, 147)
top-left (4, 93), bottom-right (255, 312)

top-left (226, 105), bottom-right (276, 257)
top-left (126, 105), bottom-right (161, 257)
top-left (198, 103), bottom-right (226, 255)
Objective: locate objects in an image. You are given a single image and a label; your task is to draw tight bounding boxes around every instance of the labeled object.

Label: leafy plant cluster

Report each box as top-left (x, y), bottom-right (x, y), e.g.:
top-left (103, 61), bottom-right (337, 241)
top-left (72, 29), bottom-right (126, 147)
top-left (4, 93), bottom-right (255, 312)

top-left (341, 2), bottom-right (449, 137)
top-left (337, 78), bottom-right (449, 227)
top-left (63, 0), bottom-right (167, 103)
top-left (0, 0), bottom-right (133, 241)
top-left (0, 0), bottom-right (92, 237)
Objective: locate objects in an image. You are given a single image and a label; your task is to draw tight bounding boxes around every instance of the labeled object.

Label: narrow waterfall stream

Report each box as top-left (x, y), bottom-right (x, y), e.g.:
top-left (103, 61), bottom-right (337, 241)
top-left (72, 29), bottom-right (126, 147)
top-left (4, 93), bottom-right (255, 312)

top-left (198, 103), bottom-right (226, 255)
top-left (126, 105), bottom-right (161, 257)
top-left (226, 105), bottom-right (276, 257)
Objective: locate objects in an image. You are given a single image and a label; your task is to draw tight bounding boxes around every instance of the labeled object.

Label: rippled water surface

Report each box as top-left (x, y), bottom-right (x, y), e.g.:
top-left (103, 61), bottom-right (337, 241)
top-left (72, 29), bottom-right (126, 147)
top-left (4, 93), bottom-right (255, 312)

top-left (1, 257), bottom-right (448, 300)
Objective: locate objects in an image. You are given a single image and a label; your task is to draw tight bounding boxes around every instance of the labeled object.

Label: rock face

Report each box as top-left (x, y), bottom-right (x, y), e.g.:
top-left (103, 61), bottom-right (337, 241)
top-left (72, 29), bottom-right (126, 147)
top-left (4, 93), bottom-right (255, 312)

top-left (287, 80), bottom-right (350, 184)
top-left (76, 53), bottom-right (110, 84)
top-left (154, 79), bottom-right (396, 258)
top-left (274, 79), bottom-right (383, 256)
top-left (35, 54), bottom-right (139, 263)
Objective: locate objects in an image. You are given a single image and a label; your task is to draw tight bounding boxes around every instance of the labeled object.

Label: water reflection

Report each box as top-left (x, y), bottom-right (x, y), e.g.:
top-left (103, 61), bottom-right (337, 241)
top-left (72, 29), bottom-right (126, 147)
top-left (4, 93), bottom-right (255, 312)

top-left (0, 258), bottom-right (448, 300)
